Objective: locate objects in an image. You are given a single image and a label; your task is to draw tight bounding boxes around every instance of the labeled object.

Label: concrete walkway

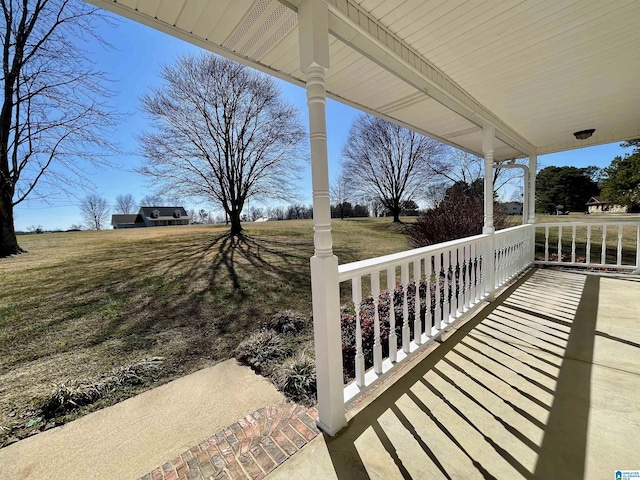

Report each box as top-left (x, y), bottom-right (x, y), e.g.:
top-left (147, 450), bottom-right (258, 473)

top-left (268, 269), bottom-right (640, 479)
top-left (0, 359), bottom-right (285, 480)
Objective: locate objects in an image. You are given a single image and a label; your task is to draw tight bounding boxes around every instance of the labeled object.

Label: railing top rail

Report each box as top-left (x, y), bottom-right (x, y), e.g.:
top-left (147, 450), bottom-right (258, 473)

top-left (338, 232), bottom-right (489, 281)
top-left (493, 224), bottom-right (533, 236)
top-left (535, 221), bottom-right (640, 227)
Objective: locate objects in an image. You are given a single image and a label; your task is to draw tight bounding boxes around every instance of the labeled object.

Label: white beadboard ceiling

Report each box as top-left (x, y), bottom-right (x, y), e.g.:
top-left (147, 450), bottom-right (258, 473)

top-left (86, 0), bottom-right (640, 161)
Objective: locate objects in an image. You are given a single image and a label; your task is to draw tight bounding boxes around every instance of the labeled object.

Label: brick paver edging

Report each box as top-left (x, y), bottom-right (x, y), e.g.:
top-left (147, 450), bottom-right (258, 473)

top-left (139, 404), bottom-right (319, 480)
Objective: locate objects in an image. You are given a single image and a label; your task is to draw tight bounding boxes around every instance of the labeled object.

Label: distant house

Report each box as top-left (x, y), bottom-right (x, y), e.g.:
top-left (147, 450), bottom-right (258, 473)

top-left (504, 201), bottom-right (523, 215)
top-left (111, 207), bottom-right (190, 229)
top-left (585, 196), bottom-right (628, 214)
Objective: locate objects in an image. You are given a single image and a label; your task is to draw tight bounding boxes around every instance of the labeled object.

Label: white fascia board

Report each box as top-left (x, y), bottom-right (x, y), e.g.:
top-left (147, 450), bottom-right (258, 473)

top-left (323, 0), bottom-right (537, 158)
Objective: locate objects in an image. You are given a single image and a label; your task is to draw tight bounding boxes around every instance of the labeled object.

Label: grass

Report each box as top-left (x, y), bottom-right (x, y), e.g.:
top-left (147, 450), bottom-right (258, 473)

top-left (0, 218), bottom-right (411, 445)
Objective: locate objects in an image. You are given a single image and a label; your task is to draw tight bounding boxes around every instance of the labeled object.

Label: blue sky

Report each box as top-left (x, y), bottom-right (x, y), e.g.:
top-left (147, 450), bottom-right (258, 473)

top-left (13, 11), bottom-right (630, 231)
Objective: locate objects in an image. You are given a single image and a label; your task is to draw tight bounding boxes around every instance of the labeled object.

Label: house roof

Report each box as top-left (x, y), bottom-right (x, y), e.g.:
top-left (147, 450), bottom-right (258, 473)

top-left (86, 0), bottom-right (640, 162)
top-left (139, 206), bottom-right (190, 220)
top-left (111, 214), bottom-right (142, 225)
top-left (586, 196), bottom-right (607, 205)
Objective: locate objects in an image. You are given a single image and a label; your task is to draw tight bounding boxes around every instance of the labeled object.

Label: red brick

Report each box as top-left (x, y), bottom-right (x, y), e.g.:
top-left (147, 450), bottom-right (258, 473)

top-left (227, 433), bottom-right (241, 456)
top-left (238, 437), bottom-right (252, 455)
top-left (259, 437), bottom-right (288, 465)
top-left (291, 417), bottom-right (318, 442)
top-left (280, 423), bottom-right (306, 449)
top-left (195, 449), bottom-right (209, 464)
top-left (225, 459), bottom-right (249, 480)
top-left (231, 422), bottom-right (246, 440)
top-left (271, 429), bottom-right (298, 456)
top-left (165, 472), bottom-right (178, 480)
top-left (151, 467), bottom-right (164, 480)
top-left (210, 453), bottom-right (226, 471)
top-left (298, 412), bottom-right (320, 433)
top-left (249, 444), bottom-right (276, 474)
top-left (176, 464), bottom-right (188, 479)
top-left (172, 456), bottom-right (184, 467)
top-left (199, 459), bottom-right (217, 478)
top-left (238, 452), bottom-right (265, 480)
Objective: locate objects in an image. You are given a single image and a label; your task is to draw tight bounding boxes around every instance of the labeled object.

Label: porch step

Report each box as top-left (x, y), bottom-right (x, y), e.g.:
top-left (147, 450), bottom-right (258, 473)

top-left (139, 404), bottom-right (320, 480)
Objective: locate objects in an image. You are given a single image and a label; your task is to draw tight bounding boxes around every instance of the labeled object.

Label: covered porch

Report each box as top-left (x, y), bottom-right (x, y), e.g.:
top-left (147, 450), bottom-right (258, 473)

top-left (86, 0), bottom-right (640, 472)
top-left (268, 267), bottom-right (640, 479)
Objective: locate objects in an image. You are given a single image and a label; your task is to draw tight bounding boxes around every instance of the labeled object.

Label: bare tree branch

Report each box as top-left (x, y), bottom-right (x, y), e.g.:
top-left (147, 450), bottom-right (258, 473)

top-left (342, 114), bottom-right (445, 222)
top-left (1, 0), bottom-right (119, 256)
top-left (139, 54), bottom-right (306, 235)
top-left (80, 193), bottom-right (109, 230)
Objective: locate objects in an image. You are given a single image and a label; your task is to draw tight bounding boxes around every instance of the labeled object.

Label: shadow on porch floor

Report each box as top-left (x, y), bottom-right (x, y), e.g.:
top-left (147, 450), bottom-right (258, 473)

top-left (269, 268), bottom-right (640, 479)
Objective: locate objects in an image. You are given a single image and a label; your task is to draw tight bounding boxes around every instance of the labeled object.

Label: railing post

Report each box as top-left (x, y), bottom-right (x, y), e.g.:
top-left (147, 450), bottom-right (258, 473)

top-left (299, 0), bottom-right (346, 436)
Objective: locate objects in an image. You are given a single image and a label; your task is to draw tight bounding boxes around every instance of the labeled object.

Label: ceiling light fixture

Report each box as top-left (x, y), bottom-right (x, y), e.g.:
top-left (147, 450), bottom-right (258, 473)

top-left (573, 129), bottom-right (596, 140)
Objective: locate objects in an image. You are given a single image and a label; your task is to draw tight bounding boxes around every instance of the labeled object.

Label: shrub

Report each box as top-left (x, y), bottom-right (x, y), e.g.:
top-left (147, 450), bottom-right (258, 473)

top-left (39, 357), bottom-right (163, 418)
top-left (234, 329), bottom-right (293, 374)
top-left (409, 193), bottom-right (507, 247)
top-left (268, 310), bottom-right (307, 334)
top-left (275, 352), bottom-right (317, 405)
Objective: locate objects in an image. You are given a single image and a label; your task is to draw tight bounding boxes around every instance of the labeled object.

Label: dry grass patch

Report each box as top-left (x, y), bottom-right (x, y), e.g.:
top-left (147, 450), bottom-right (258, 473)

top-left (0, 218), bottom-right (410, 445)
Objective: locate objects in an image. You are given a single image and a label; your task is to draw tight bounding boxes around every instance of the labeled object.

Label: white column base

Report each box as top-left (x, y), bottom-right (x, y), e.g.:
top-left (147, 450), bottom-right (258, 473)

top-left (311, 254), bottom-right (347, 436)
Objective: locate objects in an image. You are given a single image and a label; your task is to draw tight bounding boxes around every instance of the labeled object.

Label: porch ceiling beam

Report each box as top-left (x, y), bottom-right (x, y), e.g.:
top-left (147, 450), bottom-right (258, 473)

top-left (284, 0), bottom-right (536, 158)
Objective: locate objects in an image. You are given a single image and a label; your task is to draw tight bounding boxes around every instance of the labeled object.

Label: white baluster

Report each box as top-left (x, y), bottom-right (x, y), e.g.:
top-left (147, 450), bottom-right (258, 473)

top-left (558, 225), bottom-right (563, 263)
top-left (442, 250), bottom-right (450, 326)
top-left (387, 267), bottom-right (397, 363)
top-left (601, 225), bottom-right (607, 265)
top-left (401, 263), bottom-right (410, 354)
top-left (467, 244), bottom-right (474, 309)
top-left (425, 255), bottom-right (433, 333)
top-left (617, 224), bottom-right (623, 266)
top-left (371, 271), bottom-right (382, 374)
top-left (545, 226), bottom-right (549, 261)
top-left (434, 253), bottom-right (442, 330)
top-left (352, 277), bottom-right (365, 388)
top-left (413, 259), bottom-right (422, 345)
top-left (456, 247), bottom-right (463, 318)
top-left (571, 226), bottom-right (577, 263)
top-left (586, 225), bottom-right (592, 264)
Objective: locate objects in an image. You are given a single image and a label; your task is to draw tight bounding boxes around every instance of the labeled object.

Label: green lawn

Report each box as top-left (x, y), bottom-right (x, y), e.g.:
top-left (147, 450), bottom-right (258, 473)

top-left (0, 218), bottom-right (411, 444)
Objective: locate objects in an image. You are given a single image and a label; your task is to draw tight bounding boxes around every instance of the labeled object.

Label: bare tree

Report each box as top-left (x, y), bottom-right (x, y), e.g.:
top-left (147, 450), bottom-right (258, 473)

top-left (139, 194), bottom-right (164, 207)
top-left (139, 54), bottom-right (305, 236)
top-left (114, 193), bottom-right (136, 213)
top-left (0, 0), bottom-right (117, 257)
top-left (330, 172), bottom-right (352, 220)
top-left (429, 148), bottom-right (524, 199)
top-left (80, 194), bottom-right (109, 230)
top-left (342, 115), bottom-right (444, 222)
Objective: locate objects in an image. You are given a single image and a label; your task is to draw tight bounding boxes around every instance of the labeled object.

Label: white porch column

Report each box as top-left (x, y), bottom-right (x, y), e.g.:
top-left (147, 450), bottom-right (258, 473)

top-left (522, 167), bottom-right (529, 225)
top-left (527, 154), bottom-right (537, 224)
top-left (483, 126), bottom-right (495, 234)
top-left (299, 0), bottom-right (347, 436)
top-left (483, 126), bottom-right (496, 299)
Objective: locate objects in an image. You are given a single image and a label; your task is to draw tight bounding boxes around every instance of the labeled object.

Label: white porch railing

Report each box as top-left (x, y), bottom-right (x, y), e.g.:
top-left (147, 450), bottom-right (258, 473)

top-left (338, 224), bottom-right (533, 403)
top-left (534, 221), bottom-right (640, 272)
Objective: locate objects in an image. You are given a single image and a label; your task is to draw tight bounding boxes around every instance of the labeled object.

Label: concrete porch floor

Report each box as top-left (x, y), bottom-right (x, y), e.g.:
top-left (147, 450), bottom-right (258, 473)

top-left (269, 268), bottom-right (640, 479)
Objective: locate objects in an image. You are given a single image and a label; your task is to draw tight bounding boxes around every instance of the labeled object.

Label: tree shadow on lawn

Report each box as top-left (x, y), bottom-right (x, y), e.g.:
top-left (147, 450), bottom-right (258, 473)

top-left (87, 231), bottom-right (316, 359)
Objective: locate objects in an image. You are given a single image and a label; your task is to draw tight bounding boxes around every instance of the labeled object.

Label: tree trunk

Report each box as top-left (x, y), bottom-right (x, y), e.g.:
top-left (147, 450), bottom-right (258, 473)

top-left (0, 194), bottom-right (23, 257)
top-left (229, 211), bottom-right (243, 236)
top-left (392, 207), bottom-right (401, 223)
